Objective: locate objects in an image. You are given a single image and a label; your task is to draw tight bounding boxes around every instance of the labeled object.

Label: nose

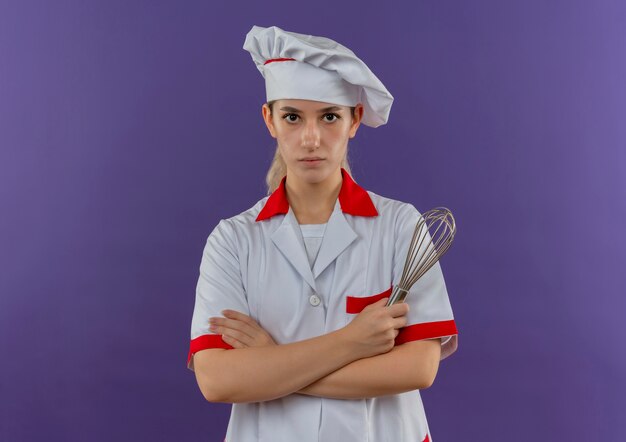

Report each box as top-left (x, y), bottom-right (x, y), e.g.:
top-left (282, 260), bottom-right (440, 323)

top-left (300, 118), bottom-right (321, 149)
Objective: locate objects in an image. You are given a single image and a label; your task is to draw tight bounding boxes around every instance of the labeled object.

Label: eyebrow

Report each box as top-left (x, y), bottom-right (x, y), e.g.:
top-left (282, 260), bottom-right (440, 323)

top-left (279, 106), bottom-right (343, 113)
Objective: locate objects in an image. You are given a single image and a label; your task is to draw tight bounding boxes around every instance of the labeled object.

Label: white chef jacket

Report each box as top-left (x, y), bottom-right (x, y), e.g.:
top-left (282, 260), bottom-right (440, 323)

top-left (188, 168), bottom-right (458, 442)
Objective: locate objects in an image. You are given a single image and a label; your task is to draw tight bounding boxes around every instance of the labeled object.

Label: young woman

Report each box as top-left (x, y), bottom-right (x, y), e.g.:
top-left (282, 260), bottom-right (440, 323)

top-left (187, 25), bottom-right (458, 442)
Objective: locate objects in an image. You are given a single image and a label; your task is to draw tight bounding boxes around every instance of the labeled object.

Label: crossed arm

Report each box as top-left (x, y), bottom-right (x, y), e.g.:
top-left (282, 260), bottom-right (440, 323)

top-left (295, 337), bottom-right (441, 400)
top-left (194, 310), bottom-right (441, 403)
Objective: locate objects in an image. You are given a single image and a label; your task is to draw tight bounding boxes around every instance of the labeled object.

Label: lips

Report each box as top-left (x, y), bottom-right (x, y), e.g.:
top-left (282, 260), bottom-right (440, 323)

top-left (300, 157), bottom-right (324, 161)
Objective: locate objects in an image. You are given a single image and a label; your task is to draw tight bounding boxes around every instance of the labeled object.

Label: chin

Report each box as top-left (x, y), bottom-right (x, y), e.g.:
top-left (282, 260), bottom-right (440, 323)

top-left (298, 168), bottom-right (326, 182)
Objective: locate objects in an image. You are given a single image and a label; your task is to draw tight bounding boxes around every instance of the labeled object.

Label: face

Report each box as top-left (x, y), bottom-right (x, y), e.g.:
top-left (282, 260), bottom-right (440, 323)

top-left (262, 99), bottom-right (364, 186)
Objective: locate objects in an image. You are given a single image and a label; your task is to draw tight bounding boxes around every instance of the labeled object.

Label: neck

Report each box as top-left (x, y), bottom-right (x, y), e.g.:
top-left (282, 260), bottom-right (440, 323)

top-left (285, 169), bottom-right (342, 224)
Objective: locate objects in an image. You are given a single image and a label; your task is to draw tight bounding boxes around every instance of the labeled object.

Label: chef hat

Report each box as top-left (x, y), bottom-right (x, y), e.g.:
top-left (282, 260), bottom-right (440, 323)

top-left (242, 25), bottom-right (394, 128)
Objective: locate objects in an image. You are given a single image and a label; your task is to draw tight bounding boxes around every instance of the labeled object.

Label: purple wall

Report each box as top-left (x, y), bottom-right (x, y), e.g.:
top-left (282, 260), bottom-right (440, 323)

top-left (1, 1), bottom-right (625, 441)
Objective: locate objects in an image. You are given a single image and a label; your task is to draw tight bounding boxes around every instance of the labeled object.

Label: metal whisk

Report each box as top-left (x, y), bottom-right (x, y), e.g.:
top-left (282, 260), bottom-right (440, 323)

top-left (386, 207), bottom-right (457, 306)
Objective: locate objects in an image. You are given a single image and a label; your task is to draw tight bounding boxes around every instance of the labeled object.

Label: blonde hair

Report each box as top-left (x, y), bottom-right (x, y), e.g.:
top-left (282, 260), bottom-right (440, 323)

top-left (264, 100), bottom-right (355, 194)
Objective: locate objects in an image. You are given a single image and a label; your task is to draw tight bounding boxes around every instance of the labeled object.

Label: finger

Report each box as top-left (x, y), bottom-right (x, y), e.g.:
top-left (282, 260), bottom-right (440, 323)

top-left (221, 311), bottom-right (266, 334)
top-left (221, 333), bottom-right (246, 349)
top-left (209, 317), bottom-right (257, 340)
top-left (219, 325), bottom-right (274, 348)
top-left (222, 310), bottom-right (257, 327)
top-left (387, 302), bottom-right (409, 317)
top-left (219, 326), bottom-right (253, 347)
top-left (392, 316), bottom-right (408, 329)
top-left (210, 322), bottom-right (252, 342)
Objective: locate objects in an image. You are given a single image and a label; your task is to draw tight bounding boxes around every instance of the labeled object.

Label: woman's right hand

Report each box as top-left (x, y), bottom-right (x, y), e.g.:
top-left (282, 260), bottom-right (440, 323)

top-left (340, 297), bottom-right (409, 359)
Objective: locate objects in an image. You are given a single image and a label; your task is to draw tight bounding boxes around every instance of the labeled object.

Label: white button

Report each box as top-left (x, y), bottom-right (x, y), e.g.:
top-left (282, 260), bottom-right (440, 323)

top-left (309, 294), bottom-right (321, 307)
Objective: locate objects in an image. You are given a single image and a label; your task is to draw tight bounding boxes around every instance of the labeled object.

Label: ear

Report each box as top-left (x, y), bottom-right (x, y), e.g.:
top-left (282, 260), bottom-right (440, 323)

top-left (349, 103), bottom-right (364, 138)
top-left (262, 103), bottom-right (277, 139)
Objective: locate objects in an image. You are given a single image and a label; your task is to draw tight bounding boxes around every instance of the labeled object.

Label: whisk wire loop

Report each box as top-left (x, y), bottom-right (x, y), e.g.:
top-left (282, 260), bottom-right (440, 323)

top-left (387, 207), bottom-right (456, 306)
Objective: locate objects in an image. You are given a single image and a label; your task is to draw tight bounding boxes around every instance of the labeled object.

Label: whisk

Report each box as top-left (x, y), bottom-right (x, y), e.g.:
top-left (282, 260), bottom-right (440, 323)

top-left (386, 207), bottom-right (457, 306)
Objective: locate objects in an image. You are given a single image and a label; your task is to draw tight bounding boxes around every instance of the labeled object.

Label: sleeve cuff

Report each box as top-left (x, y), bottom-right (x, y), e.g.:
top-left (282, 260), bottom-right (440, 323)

top-left (394, 319), bottom-right (458, 346)
top-left (187, 334), bottom-right (234, 370)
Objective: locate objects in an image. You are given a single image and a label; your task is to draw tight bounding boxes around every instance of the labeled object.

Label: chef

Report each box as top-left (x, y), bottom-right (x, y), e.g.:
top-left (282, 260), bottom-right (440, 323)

top-left (187, 25), bottom-right (459, 442)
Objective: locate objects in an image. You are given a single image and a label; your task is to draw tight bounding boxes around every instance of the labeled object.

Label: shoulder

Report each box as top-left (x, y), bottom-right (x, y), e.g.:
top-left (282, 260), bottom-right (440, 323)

top-left (207, 195), bottom-right (270, 240)
top-left (365, 191), bottom-right (423, 245)
top-left (366, 191), bottom-right (421, 222)
top-left (222, 196), bottom-right (269, 229)
top-left (201, 196), bottom-right (269, 259)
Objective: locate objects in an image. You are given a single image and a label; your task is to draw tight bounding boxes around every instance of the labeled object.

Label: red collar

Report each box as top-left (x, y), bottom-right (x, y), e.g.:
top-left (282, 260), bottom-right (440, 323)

top-left (255, 168), bottom-right (379, 222)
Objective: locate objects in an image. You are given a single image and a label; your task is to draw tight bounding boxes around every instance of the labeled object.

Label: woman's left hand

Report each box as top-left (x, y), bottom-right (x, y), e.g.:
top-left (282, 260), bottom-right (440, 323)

top-left (208, 310), bottom-right (278, 349)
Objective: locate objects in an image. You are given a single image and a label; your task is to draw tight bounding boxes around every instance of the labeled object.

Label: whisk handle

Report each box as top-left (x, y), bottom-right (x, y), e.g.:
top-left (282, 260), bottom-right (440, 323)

top-left (385, 285), bottom-right (408, 306)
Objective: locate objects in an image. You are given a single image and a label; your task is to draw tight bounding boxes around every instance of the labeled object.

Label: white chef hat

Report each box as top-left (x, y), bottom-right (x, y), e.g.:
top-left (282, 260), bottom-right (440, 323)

top-left (242, 25), bottom-right (394, 128)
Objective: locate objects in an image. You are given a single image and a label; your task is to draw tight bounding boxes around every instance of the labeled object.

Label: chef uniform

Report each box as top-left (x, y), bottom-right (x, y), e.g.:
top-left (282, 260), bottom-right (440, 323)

top-left (187, 25), bottom-right (459, 442)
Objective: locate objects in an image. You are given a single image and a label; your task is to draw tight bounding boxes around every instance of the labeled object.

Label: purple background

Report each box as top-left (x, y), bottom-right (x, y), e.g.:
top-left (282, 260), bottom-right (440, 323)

top-left (1, 1), bottom-right (625, 441)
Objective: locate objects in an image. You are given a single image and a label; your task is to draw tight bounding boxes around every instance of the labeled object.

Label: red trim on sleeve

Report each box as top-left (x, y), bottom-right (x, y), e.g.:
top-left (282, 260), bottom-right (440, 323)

top-left (395, 320), bottom-right (458, 346)
top-left (423, 434), bottom-right (430, 442)
top-left (346, 286), bottom-right (393, 313)
top-left (187, 334), bottom-right (234, 365)
top-left (264, 57), bottom-right (296, 65)
top-left (346, 287), bottom-right (458, 346)
top-left (188, 316), bottom-right (456, 367)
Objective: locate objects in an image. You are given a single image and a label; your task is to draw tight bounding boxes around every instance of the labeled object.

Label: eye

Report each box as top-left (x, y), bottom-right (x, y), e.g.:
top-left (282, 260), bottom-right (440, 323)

top-left (281, 113), bottom-right (300, 123)
top-left (323, 113), bottom-right (341, 122)
top-left (280, 113), bottom-right (342, 124)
